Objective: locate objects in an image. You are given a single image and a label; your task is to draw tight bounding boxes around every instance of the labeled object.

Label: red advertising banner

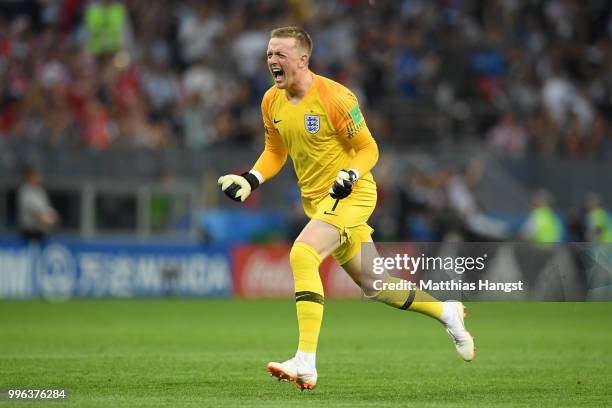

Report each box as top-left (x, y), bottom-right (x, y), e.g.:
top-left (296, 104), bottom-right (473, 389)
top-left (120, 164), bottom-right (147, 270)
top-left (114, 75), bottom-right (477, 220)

top-left (232, 244), bottom-right (361, 298)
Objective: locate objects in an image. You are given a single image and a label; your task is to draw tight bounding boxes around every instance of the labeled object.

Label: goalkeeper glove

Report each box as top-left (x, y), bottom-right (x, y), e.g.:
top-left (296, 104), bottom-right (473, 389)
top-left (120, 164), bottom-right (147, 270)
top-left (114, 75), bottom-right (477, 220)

top-left (218, 172), bottom-right (260, 202)
top-left (330, 169), bottom-right (358, 199)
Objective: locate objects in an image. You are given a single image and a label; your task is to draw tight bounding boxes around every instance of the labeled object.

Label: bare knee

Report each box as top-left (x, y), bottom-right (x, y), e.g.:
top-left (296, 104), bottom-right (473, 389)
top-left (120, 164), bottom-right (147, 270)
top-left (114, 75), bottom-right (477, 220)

top-left (295, 220), bottom-right (341, 259)
top-left (342, 251), bottom-right (384, 297)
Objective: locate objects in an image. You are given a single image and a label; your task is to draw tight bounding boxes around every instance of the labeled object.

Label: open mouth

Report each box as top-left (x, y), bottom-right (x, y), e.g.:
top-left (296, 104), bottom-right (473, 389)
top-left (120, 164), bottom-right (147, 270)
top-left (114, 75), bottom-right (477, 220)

top-left (271, 67), bottom-right (284, 82)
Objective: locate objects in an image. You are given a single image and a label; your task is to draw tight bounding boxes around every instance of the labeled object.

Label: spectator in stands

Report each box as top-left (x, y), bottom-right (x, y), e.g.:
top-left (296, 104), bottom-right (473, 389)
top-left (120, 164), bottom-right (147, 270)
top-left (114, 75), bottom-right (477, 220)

top-left (584, 193), bottom-right (612, 243)
top-left (396, 28), bottom-right (423, 98)
top-left (445, 159), bottom-right (510, 241)
top-left (487, 111), bottom-right (528, 157)
top-left (521, 190), bottom-right (563, 245)
top-left (398, 167), bottom-right (448, 241)
top-left (17, 167), bottom-right (58, 243)
top-left (85, 0), bottom-right (132, 56)
top-left (177, 1), bottom-right (225, 65)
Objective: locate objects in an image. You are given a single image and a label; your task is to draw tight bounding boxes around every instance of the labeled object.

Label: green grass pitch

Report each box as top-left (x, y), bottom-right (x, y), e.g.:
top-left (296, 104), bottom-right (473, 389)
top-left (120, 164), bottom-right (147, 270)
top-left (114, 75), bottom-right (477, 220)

top-left (1, 300), bottom-right (611, 407)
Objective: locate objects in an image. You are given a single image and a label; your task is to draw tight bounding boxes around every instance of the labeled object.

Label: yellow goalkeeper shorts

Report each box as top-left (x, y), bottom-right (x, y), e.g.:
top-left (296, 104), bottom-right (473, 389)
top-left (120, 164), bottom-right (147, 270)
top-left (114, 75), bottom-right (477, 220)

top-left (302, 177), bottom-right (377, 265)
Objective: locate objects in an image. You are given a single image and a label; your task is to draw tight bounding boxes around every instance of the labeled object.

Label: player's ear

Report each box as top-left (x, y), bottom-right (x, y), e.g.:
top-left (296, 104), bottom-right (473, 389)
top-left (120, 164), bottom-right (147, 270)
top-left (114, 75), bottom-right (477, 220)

top-left (299, 53), bottom-right (309, 68)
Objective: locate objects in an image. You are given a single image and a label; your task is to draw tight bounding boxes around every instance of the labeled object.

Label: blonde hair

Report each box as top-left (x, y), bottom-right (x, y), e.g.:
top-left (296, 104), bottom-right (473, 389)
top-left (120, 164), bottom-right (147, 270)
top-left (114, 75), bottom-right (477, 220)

top-left (270, 26), bottom-right (313, 55)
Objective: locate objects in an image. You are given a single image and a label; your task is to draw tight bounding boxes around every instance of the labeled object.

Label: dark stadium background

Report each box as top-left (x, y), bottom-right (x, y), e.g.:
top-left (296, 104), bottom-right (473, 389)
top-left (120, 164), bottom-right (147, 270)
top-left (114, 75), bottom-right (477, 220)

top-left (0, 1), bottom-right (611, 407)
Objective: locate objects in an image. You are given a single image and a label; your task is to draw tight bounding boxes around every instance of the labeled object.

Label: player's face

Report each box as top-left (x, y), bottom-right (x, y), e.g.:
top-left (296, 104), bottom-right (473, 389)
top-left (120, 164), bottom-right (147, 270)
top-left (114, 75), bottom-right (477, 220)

top-left (267, 37), bottom-right (304, 89)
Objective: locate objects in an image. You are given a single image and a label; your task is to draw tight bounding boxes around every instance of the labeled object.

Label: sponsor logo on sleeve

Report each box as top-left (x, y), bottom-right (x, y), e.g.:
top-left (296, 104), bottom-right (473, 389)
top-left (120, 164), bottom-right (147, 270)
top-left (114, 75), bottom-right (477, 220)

top-left (347, 105), bottom-right (366, 138)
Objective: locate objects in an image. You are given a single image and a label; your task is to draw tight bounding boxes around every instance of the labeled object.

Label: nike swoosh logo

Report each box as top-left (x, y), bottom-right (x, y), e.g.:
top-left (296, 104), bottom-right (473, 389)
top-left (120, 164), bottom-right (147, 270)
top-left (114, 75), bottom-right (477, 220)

top-left (323, 211), bottom-right (336, 216)
top-left (273, 119), bottom-right (282, 123)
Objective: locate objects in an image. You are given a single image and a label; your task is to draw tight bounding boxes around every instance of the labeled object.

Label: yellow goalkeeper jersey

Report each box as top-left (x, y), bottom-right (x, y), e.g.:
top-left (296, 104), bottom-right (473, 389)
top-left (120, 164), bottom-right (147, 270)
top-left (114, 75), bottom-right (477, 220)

top-left (254, 73), bottom-right (377, 203)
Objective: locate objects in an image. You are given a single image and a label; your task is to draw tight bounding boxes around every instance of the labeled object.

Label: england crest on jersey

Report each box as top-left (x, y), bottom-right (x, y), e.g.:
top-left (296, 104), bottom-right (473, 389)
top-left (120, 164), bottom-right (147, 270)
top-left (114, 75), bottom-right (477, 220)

top-left (304, 114), bottom-right (320, 134)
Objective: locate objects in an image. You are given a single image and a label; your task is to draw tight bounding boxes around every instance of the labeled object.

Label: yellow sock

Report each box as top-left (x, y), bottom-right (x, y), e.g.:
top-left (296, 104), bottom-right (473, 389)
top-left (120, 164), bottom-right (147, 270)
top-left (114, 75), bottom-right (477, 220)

top-left (371, 276), bottom-right (443, 321)
top-left (408, 288), bottom-right (443, 321)
top-left (290, 242), bottom-right (324, 353)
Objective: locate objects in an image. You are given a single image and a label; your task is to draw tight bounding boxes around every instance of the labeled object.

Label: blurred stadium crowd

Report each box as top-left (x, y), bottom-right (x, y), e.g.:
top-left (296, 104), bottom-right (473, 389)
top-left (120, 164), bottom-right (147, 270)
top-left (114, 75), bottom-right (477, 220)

top-left (1, 0), bottom-right (611, 157)
top-left (390, 158), bottom-right (610, 243)
top-left (1, 0), bottom-right (611, 244)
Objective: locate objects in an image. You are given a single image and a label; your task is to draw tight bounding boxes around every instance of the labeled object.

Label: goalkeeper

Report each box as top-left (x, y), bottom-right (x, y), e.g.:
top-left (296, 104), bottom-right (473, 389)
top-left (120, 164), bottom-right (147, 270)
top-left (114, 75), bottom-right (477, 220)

top-left (218, 26), bottom-right (475, 390)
